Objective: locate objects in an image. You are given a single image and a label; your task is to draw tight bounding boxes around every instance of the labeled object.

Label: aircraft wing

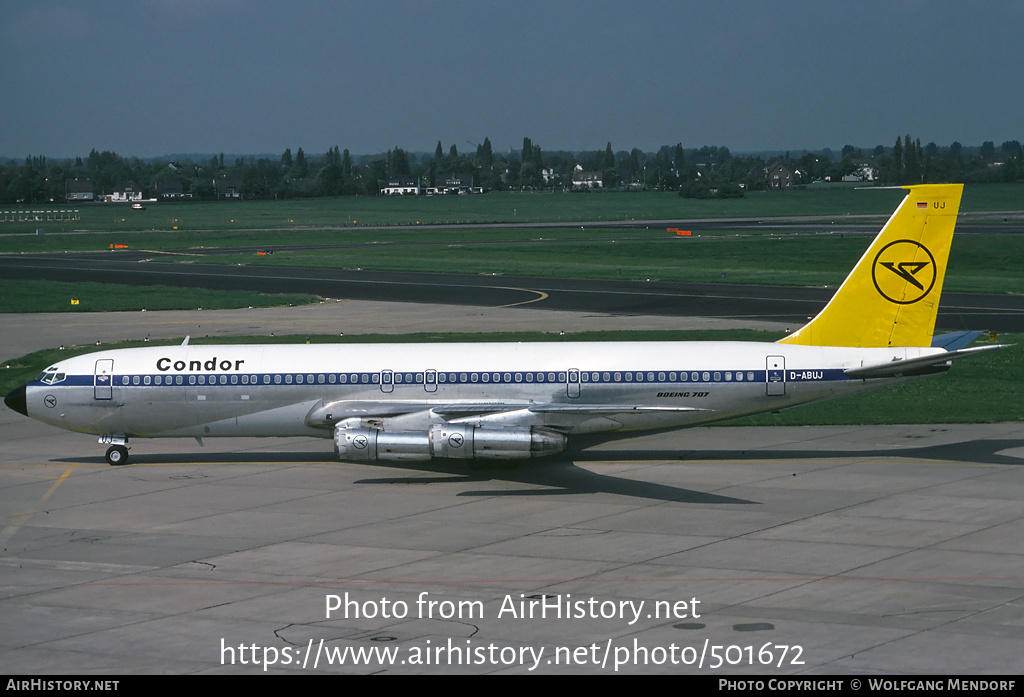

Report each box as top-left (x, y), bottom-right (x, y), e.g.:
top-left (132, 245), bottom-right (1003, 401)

top-left (307, 399), bottom-right (709, 429)
top-left (844, 344), bottom-right (1006, 380)
top-left (526, 404), bottom-right (711, 414)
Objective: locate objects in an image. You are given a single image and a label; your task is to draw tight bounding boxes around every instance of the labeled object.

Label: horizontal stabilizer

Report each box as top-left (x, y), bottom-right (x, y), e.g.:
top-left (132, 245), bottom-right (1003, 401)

top-left (844, 344), bottom-right (1006, 379)
top-left (931, 331), bottom-right (984, 351)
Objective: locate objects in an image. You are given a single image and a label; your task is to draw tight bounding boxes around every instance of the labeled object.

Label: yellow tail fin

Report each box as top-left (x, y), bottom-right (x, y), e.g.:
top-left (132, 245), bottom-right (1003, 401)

top-left (779, 183), bottom-right (963, 348)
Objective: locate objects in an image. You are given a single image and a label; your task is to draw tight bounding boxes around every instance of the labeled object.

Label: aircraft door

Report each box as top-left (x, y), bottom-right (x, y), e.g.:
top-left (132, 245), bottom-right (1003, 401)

top-left (94, 359), bottom-right (114, 400)
top-left (380, 370), bottom-right (394, 393)
top-left (566, 369), bottom-right (580, 399)
top-left (424, 370), bottom-right (437, 393)
top-left (766, 355), bottom-right (785, 396)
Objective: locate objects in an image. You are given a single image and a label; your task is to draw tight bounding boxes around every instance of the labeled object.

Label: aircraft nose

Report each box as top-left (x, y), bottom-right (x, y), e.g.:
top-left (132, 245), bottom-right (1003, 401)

top-left (4, 384), bottom-right (27, 416)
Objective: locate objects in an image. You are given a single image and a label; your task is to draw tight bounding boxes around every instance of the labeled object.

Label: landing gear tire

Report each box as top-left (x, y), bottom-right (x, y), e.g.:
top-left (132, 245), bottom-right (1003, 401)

top-left (106, 445), bottom-right (129, 466)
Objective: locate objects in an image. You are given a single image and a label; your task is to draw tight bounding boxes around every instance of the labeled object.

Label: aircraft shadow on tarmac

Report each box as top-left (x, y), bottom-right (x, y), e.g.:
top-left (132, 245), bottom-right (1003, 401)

top-left (53, 435), bottom-right (1023, 504)
top-left (56, 450), bottom-right (751, 504)
top-left (572, 438), bottom-right (1024, 467)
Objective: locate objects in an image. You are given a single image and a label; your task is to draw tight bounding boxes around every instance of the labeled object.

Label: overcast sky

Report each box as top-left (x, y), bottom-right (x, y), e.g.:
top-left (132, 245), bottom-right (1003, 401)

top-left (2, 1), bottom-right (1021, 159)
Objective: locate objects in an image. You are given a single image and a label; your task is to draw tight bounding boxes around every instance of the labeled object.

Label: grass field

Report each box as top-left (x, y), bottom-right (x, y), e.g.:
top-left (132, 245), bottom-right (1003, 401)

top-left (2, 330), bottom-right (1018, 425)
top-left (0, 279), bottom-right (319, 313)
top-left (1, 182), bottom-right (1021, 313)
top-left (3, 183), bottom-right (1023, 239)
top-left (176, 227), bottom-right (1024, 294)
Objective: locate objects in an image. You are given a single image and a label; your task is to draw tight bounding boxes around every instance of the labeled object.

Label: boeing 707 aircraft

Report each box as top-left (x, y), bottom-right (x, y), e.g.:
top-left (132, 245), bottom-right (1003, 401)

top-left (4, 184), bottom-right (1001, 466)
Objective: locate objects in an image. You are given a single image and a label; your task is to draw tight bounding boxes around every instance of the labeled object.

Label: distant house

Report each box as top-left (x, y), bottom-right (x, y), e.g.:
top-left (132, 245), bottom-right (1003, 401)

top-left (427, 174), bottom-right (480, 195)
top-left (66, 178), bottom-right (95, 202)
top-left (214, 178), bottom-right (243, 199)
top-left (572, 166), bottom-right (603, 189)
top-left (841, 164), bottom-right (877, 183)
top-left (107, 181), bottom-right (143, 202)
top-left (155, 180), bottom-right (185, 199)
top-left (765, 162), bottom-right (793, 189)
top-left (380, 177), bottom-right (419, 195)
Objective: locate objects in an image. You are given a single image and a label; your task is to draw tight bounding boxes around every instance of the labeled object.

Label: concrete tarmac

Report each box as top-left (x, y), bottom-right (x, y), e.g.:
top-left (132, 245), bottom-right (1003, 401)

top-left (2, 304), bottom-right (1023, 675)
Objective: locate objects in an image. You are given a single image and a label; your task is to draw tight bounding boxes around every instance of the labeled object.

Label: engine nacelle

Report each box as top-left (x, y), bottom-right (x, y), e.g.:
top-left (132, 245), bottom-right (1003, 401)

top-left (334, 427), bottom-right (431, 462)
top-left (334, 424), bottom-right (567, 462)
top-left (430, 424), bottom-right (566, 459)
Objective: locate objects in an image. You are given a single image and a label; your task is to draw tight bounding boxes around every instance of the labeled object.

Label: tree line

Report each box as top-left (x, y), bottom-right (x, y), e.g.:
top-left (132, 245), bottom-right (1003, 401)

top-left (2, 134), bottom-right (1021, 205)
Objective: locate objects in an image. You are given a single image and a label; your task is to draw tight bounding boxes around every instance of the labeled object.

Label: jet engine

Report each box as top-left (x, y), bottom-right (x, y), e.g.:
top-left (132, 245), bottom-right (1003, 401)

top-left (333, 423), bottom-right (566, 462)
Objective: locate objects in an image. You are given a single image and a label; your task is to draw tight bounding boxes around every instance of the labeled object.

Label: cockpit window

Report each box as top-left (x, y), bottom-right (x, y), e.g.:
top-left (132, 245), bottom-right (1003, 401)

top-left (35, 370), bottom-right (66, 385)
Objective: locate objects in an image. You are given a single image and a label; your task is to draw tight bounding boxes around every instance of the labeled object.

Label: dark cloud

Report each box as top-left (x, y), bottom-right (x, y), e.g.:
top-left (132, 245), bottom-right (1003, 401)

top-left (2, 1), bottom-right (1020, 158)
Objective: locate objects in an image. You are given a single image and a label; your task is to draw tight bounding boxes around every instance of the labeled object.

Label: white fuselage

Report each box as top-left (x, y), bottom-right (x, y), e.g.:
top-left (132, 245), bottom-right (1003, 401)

top-left (22, 341), bottom-right (942, 441)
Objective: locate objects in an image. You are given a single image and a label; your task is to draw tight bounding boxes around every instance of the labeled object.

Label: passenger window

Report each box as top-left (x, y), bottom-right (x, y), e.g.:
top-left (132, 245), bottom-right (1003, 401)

top-left (121, 376), bottom-right (129, 385)
top-left (274, 375), bottom-right (282, 384)
top-left (188, 376), bottom-right (196, 385)
top-left (285, 375), bottom-right (293, 384)
top-left (614, 372), bottom-right (621, 382)
top-left (155, 375), bottom-right (162, 385)
top-left (471, 373), bottom-right (478, 383)
top-left (296, 375), bottom-right (304, 384)
top-left (725, 372), bottom-right (732, 381)
top-left (714, 372), bottom-right (721, 381)
top-left (526, 373), bottom-right (534, 382)
top-left (328, 374), bottom-right (336, 384)
top-left (143, 376), bottom-right (151, 385)
top-left (602, 372), bottom-right (610, 382)
top-left (504, 373), bottom-right (512, 383)
top-left (747, 372), bottom-right (755, 381)
top-left (220, 375), bottom-right (227, 385)
top-left (703, 372), bottom-right (710, 382)
top-left (264, 375), bottom-right (271, 384)
top-left (132, 376), bottom-right (140, 385)
top-left (231, 375), bottom-right (238, 384)
top-left (515, 373), bottom-right (522, 382)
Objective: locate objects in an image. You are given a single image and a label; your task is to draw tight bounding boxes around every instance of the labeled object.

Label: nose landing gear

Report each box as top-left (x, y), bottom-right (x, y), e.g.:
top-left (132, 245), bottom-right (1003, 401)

top-left (99, 435), bottom-right (130, 466)
top-left (105, 445), bottom-right (129, 466)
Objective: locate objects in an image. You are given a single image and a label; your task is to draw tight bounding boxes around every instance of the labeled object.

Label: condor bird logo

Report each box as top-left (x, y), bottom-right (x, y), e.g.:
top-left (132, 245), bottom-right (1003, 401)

top-left (871, 239), bottom-right (937, 304)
